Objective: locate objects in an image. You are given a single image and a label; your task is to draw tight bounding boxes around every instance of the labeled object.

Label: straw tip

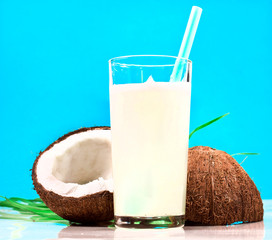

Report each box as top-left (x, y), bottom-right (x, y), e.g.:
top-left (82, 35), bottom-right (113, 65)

top-left (192, 6), bottom-right (203, 12)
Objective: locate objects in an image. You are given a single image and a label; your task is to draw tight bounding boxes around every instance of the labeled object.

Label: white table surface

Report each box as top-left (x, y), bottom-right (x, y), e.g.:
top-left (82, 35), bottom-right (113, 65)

top-left (0, 200), bottom-right (271, 240)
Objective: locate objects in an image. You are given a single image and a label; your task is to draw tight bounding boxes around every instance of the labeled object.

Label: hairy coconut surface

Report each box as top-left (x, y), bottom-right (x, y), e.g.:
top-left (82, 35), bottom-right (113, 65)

top-left (32, 127), bottom-right (114, 223)
top-left (186, 146), bottom-right (263, 225)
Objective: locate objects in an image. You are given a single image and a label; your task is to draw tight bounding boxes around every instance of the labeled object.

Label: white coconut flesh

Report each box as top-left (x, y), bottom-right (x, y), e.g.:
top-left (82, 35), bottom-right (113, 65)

top-left (36, 130), bottom-right (113, 198)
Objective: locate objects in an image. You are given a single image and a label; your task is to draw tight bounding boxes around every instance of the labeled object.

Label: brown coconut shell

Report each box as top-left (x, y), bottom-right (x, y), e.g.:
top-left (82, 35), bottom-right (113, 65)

top-left (32, 127), bottom-right (114, 224)
top-left (186, 146), bottom-right (263, 225)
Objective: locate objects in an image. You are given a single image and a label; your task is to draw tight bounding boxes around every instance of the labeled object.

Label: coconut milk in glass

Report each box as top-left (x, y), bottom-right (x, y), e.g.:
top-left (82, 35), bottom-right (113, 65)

top-left (109, 55), bottom-right (191, 228)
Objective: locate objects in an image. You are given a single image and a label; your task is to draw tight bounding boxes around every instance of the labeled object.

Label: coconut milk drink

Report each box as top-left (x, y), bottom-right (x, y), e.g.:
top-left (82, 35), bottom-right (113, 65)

top-left (110, 76), bottom-right (191, 217)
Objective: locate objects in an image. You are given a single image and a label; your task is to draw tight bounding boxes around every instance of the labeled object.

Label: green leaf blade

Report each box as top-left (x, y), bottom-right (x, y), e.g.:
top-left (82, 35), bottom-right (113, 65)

top-left (189, 113), bottom-right (230, 139)
top-left (0, 196), bottom-right (69, 225)
top-left (231, 152), bottom-right (260, 156)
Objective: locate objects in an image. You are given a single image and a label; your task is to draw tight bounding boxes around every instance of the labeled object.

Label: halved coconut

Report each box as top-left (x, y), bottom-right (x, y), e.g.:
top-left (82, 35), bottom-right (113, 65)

top-left (32, 127), bottom-right (114, 223)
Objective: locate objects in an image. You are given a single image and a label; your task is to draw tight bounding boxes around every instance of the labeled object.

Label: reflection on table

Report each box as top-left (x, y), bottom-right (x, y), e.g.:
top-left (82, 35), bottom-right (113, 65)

top-left (56, 220), bottom-right (264, 240)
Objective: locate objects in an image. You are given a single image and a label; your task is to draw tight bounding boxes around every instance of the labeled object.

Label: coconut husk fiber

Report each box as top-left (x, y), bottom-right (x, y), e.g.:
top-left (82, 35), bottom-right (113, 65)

top-left (186, 146), bottom-right (263, 225)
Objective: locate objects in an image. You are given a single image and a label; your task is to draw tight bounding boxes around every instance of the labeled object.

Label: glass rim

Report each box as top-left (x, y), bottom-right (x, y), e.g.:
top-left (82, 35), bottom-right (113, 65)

top-left (109, 55), bottom-right (192, 67)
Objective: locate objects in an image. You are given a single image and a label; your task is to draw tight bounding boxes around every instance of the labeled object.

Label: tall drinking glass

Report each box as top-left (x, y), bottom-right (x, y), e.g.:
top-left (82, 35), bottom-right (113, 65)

top-left (109, 55), bottom-right (192, 228)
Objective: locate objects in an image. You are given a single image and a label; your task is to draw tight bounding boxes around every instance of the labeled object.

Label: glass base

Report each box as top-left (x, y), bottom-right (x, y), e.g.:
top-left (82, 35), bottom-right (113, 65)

top-left (114, 215), bottom-right (185, 229)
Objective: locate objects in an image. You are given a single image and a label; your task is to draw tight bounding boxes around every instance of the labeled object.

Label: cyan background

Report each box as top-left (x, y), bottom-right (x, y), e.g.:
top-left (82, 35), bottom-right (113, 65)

top-left (0, 0), bottom-right (271, 199)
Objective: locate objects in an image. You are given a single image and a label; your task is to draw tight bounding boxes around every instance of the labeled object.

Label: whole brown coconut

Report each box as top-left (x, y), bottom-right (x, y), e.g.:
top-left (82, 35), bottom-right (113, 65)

top-left (32, 127), bottom-right (114, 224)
top-left (186, 146), bottom-right (263, 225)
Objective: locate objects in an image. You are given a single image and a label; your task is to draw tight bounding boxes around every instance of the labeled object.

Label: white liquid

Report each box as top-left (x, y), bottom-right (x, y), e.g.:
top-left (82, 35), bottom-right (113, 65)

top-left (110, 78), bottom-right (191, 217)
